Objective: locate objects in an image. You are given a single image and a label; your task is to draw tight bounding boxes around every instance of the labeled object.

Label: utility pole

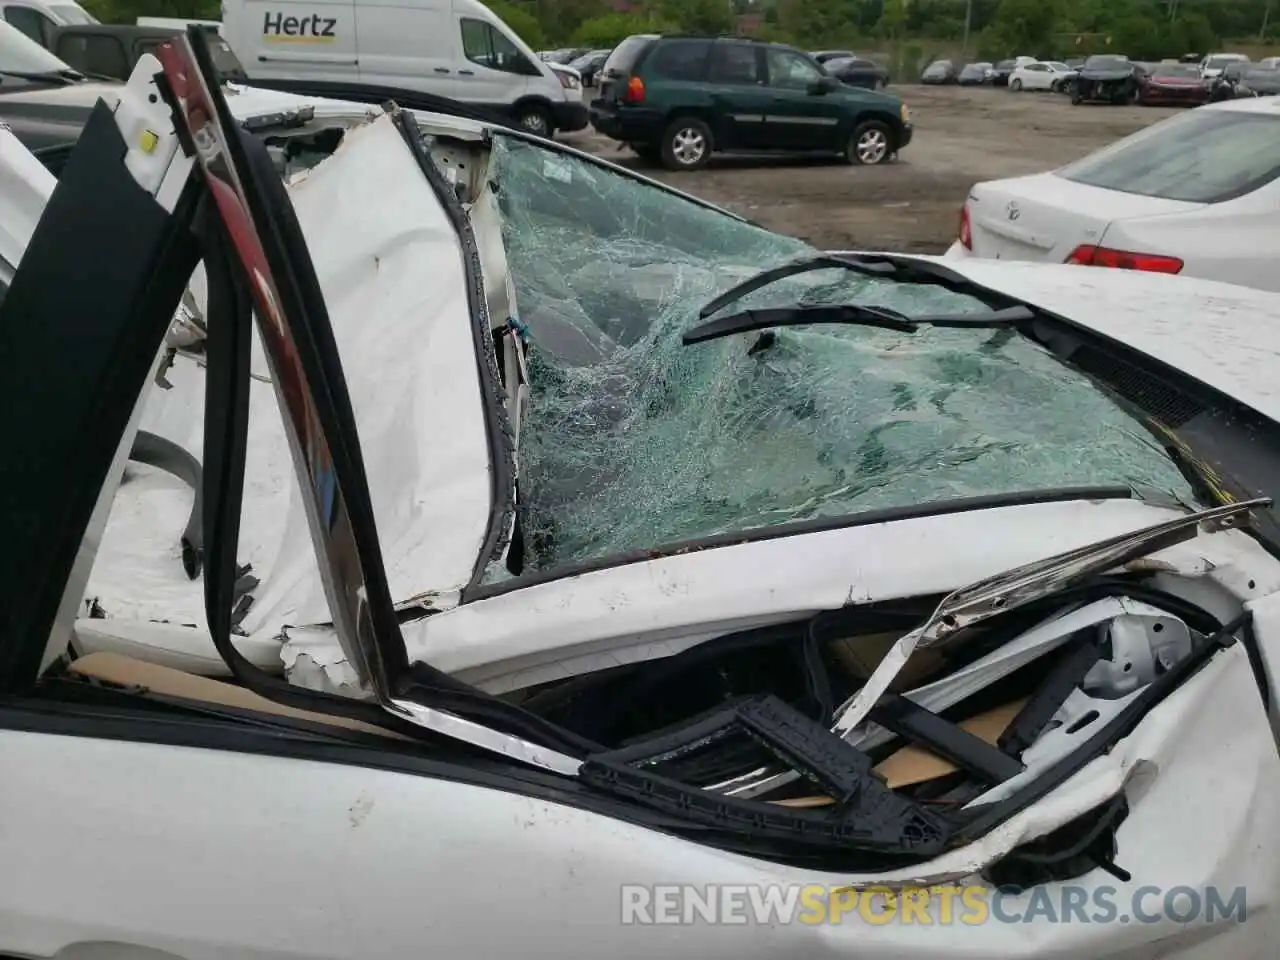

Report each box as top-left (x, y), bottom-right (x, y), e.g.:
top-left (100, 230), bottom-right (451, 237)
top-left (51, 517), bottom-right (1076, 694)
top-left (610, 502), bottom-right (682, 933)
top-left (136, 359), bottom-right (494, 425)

top-left (962, 0), bottom-right (972, 54)
top-left (1262, 0), bottom-right (1273, 42)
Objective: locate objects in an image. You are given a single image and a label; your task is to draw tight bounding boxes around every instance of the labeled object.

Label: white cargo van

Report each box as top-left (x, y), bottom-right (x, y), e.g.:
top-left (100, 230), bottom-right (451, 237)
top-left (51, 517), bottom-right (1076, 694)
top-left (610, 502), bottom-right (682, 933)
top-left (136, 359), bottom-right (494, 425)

top-left (2, 0), bottom-right (95, 47)
top-left (221, 0), bottom-right (586, 136)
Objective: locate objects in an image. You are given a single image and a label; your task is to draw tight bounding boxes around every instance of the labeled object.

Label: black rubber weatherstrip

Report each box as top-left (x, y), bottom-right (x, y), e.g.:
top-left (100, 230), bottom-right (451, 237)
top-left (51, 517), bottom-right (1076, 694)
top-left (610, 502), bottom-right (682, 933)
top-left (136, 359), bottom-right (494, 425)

top-left (392, 111), bottom-right (517, 588)
top-left (128, 430), bottom-right (204, 579)
top-left (461, 485), bottom-right (1138, 602)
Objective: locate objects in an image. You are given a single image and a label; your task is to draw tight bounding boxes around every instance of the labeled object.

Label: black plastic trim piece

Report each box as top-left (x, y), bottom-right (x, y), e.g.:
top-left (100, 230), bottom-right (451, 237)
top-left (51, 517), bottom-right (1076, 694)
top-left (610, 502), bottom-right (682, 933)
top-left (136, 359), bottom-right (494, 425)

top-left (0, 100), bottom-right (201, 692)
top-left (390, 111), bottom-right (517, 588)
top-left (868, 692), bottom-right (1025, 785)
top-left (462, 486), bottom-right (1136, 601)
top-left (129, 429), bottom-right (205, 578)
top-left (582, 695), bottom-right (950, 855)
top-left (999, 637), bottom-right (1101, 757)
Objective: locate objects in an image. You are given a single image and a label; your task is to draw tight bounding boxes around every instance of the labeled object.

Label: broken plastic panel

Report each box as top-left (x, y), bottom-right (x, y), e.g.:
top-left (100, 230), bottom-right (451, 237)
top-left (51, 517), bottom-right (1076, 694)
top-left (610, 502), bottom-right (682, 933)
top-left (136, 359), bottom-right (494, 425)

top-left (485, 135), bottom-right (1198, 580)
top-left (580, 694), bottom-right (951, 857)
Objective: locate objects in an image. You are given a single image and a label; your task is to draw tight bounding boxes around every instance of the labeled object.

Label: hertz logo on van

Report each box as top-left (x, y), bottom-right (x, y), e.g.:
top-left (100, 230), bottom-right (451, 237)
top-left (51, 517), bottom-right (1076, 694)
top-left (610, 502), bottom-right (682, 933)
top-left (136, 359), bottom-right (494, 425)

top-left (262, 11), bottom-right (337, 42)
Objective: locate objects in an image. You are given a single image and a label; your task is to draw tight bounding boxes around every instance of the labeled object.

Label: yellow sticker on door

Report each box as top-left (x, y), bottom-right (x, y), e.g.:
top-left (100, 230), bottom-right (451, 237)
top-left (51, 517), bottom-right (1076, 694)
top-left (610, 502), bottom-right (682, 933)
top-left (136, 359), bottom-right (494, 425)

top-left (262, 11), bottom-right (337, 43)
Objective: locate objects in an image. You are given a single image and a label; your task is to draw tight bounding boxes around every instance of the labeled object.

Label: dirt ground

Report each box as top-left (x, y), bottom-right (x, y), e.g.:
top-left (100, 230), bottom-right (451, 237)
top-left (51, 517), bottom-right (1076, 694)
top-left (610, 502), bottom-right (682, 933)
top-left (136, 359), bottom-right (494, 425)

top-left (560, 86), bottom-right (1179, 253)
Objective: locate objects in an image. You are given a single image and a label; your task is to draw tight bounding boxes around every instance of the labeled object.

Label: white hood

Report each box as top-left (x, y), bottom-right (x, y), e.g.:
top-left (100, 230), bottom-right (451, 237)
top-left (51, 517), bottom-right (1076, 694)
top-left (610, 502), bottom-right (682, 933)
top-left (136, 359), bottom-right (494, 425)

top-left (933, 256), bottom-right (1280, 424)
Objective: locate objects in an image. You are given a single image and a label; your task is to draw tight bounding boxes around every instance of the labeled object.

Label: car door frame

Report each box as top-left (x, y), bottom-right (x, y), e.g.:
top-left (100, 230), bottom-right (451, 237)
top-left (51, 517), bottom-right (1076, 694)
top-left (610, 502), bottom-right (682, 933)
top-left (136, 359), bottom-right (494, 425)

top-left (704, 40), bottom-right (770, 150)
top-left (761, 46), bottom-right (842, 151)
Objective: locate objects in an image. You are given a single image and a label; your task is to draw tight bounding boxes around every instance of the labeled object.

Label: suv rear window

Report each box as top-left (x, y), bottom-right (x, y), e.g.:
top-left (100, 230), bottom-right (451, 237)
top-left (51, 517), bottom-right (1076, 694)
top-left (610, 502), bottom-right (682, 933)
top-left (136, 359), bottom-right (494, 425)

top-left (645, 39), bottom-right (710, 80)
top-left (1058, 108), bottom-right (1280, 203)
top-left (601, 34), bottom-right (656, 76)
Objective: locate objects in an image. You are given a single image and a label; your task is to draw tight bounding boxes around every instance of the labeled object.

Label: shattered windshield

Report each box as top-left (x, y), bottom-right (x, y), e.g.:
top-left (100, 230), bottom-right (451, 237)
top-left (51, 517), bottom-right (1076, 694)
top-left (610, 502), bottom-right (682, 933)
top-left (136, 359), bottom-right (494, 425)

top-left (485, 136), bottom-right (1197, 580)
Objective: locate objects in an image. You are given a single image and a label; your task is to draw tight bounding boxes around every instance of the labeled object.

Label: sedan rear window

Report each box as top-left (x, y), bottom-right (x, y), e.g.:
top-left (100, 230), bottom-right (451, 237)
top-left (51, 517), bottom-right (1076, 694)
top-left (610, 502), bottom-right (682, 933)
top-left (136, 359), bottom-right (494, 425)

top-left (1057, 108), bottom-right (1280, 204)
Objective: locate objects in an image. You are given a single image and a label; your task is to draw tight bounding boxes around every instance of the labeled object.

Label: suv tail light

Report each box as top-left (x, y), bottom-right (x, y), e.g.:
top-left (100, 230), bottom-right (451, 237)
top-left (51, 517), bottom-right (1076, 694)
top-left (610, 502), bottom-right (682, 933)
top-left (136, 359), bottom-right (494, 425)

top-left (1065, 244), bottom-right (1183, 274)
top-left (958, 203), bottom-right (972, 250)
top-left (623, 76), bottom-right (645, 103)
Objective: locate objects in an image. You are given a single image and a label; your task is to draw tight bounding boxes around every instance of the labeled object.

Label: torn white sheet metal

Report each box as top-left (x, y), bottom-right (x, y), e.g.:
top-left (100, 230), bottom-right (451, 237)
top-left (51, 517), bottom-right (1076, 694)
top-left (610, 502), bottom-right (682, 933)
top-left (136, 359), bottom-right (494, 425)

top-left (280, 499), bottom-right (1280, 697)
top-left (828, 640), bottom-right (1275, 892)
top-left (722, 500), bottom-right (1264, 800)
top-left (836, 499), bottom-right (1262, 732)
top-left (87, 115), bottom-right (492, 639)
top-left (410, 500), bottom-right (1280, 692)
top-left (852, 597), bottom-right (1166, 755)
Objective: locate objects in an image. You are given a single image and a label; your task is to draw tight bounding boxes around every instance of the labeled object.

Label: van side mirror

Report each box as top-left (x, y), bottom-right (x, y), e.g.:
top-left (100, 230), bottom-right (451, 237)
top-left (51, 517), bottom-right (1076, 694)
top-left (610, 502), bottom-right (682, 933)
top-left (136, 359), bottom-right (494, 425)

top-left (810, 75), bottom-right (840, 94)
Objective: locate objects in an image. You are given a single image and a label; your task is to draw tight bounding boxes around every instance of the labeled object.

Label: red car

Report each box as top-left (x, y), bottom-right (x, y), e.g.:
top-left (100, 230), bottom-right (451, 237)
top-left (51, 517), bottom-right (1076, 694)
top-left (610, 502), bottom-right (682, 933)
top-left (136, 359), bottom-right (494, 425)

top-left (1137, 63), bottom-right (1211, 105)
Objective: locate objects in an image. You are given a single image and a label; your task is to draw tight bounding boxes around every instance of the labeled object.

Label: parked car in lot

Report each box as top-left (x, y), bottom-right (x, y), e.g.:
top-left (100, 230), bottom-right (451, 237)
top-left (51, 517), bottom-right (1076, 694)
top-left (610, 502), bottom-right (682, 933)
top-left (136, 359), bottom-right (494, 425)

top-left (568, 47), bottom-right (610, 86)
top-left (1071, 54), bottom-right (1145, 104)
top-left (990, 58), bottom-right (1016, 85)
top-left (1238, 65), bottom-right (1280, 96)
top-left (1135, 61), bottom-right (1210, 105)
top-left (811, 49), bottom-right (855, 64)
top-left (990, 55), bottom-right (1035, 86)
top-left (1209, 60), bottom-right (1254, 101)
top-left (1008, 60), bottom-right (1076, 92)
top-left (951, 97), bottom-right (1280, 292)
top-left (920, 58), bottom-right (957, 83)
top-left (0, 0), bottom-right (95, 46)
top-left (821, 54), bottom-right (889, 89)
top-left (1200, 51), bottom-right (1249, 79)
top-left (589, 35), bottom-right (911, 169)
top-left (6, 34), bottom-right (1280, 960)
top-left (957, 60), bottom-right (992, 84)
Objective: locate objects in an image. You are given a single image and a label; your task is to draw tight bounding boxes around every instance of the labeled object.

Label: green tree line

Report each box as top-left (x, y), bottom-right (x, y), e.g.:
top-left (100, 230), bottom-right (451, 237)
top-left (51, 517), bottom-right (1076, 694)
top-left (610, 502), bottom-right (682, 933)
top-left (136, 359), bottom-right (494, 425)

top-left (80, 0), bottom-right (1278, 64)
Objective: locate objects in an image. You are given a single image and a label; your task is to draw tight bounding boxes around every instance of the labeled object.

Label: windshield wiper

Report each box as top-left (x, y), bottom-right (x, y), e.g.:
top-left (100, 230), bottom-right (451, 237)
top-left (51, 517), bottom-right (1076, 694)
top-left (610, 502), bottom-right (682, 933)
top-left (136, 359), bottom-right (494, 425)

top-left (682, 302), bottom-right (1033, 345)
top-left (696, 252), bottom-right (1022, 325)
top-left (707, 495), bottom-right (1271, 800)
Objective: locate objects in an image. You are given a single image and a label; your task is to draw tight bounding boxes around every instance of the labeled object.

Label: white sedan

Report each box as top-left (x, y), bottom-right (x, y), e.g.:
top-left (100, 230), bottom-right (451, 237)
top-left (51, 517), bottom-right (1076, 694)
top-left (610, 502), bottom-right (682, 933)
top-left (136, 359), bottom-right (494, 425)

top-left (1008, 60), bottom-right (1077, 92)
top-left (5, 37), bottom-right (1280, 960)
top-left (949, 95), bottom-right (1280, 291)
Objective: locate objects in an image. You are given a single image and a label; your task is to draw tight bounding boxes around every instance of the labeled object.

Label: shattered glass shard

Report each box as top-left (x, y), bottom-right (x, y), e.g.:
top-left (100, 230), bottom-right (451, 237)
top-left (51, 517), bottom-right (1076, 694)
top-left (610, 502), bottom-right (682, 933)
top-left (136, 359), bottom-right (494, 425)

top-left (484, 136), bottom-right (1197, 581)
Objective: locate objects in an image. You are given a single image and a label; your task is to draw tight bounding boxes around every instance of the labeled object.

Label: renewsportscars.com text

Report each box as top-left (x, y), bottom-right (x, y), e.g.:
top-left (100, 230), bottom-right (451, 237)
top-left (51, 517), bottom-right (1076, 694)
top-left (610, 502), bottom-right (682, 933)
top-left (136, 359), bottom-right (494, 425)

top-left (620, 883), bottom-right (1248, 926)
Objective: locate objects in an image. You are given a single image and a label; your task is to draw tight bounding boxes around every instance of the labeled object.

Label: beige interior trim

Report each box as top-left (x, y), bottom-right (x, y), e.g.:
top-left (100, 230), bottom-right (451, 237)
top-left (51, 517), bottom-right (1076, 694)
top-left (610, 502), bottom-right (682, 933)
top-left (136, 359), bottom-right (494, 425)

top-left (68, 651), bottom-right (411, 741)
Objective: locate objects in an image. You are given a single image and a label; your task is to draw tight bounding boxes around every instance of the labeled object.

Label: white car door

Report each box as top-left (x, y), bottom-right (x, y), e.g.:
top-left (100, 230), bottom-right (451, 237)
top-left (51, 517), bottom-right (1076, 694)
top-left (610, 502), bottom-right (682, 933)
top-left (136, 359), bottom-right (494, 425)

top-left (0, 722), bottom-right (743, 960)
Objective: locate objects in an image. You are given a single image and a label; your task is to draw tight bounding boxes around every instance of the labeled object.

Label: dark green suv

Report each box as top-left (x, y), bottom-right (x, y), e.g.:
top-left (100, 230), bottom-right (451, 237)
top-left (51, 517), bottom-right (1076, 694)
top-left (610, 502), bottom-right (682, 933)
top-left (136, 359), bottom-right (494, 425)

top-left (588, 34), bottom-right (912, 170)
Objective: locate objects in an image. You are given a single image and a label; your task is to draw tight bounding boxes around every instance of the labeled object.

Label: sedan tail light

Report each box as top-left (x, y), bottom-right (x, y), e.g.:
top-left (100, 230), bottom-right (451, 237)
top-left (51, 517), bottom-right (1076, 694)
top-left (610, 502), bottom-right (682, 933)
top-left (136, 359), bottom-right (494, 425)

top-left (1065, 244), bottom-right (1183, 274)
top-left (958, 203), bottom-right (972, 250)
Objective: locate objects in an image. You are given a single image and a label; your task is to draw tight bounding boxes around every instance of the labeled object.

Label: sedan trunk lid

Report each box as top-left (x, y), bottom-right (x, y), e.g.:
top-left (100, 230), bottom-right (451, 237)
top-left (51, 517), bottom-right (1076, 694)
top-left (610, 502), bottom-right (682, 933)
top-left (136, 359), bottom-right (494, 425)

top-left (964, 172), bottom-right (1202, 264)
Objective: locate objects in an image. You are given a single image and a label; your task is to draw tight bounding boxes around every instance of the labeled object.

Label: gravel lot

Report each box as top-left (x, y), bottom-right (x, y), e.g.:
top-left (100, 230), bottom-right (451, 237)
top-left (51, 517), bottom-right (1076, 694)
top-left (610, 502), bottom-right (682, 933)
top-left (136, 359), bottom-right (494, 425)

top-left (561, 85), bottom-right (1180, 254)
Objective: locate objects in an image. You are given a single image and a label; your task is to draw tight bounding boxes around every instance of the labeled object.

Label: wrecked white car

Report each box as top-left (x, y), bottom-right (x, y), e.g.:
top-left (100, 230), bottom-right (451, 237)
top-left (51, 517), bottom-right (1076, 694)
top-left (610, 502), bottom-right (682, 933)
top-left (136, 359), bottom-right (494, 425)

top-left (2, 31), bottom-right (1280, 959)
